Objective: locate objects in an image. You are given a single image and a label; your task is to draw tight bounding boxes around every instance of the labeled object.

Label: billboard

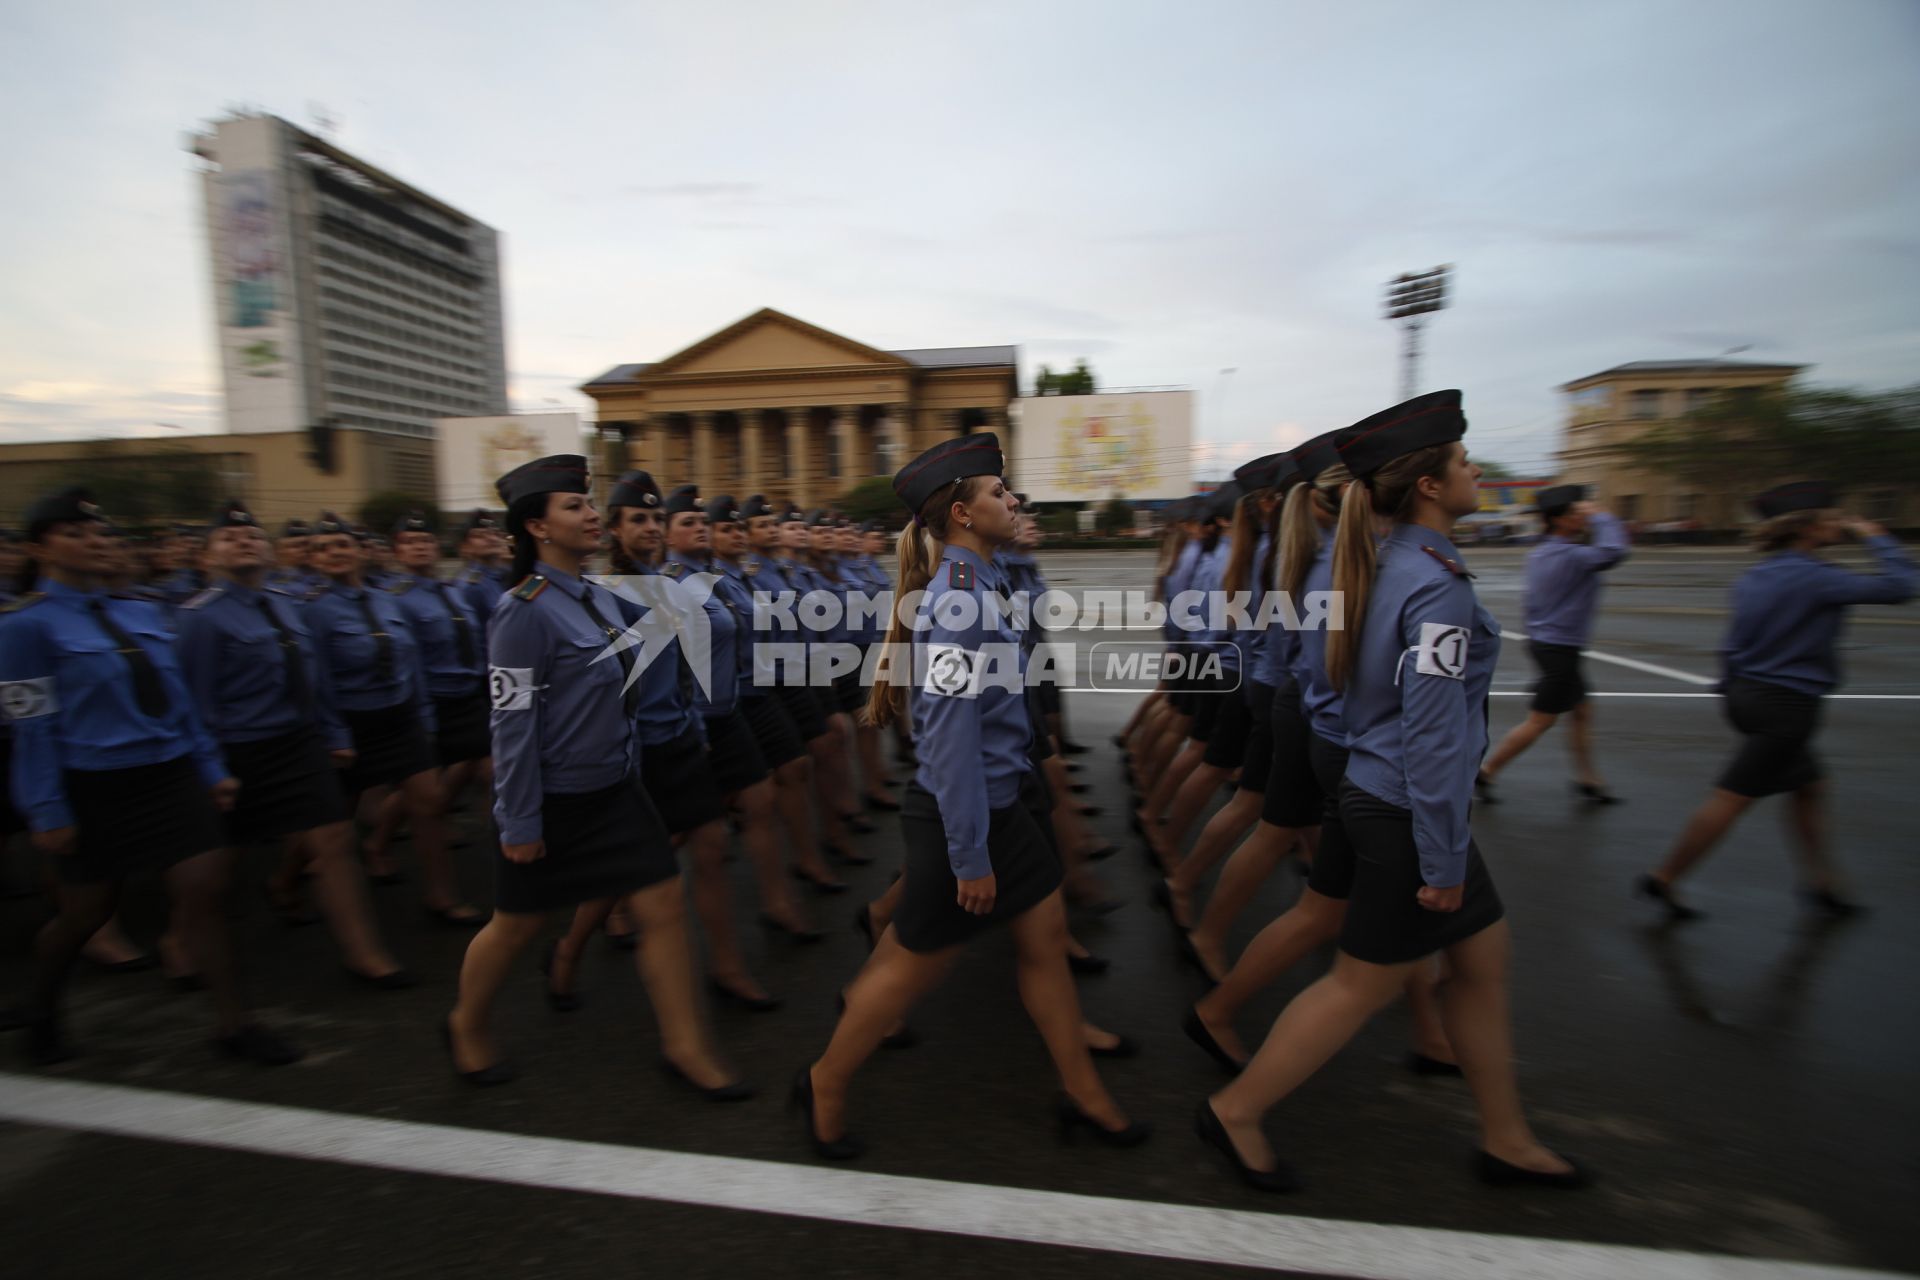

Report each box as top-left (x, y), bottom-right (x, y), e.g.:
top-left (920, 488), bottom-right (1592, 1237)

top-left (435, 413), bottom-right (588, 510)
top-left (1011, 391), bottom-right (1194, 503)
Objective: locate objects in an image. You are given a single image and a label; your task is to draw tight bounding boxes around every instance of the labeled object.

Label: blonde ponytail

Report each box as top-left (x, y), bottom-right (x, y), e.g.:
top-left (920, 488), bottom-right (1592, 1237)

top-left (862, 476), bottom-right (992, 728)
top-left (1325, 480), bottom-right (1378, 692)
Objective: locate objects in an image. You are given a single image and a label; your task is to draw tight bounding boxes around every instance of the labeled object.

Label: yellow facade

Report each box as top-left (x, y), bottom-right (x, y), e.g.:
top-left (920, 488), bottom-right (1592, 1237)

top-left (580, 308), bottom-right (1019, 509)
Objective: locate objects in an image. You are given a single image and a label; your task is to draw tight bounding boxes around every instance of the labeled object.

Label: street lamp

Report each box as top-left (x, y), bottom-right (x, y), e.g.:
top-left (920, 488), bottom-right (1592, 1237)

top-left (1384, 265), bottom-right (1452, 401)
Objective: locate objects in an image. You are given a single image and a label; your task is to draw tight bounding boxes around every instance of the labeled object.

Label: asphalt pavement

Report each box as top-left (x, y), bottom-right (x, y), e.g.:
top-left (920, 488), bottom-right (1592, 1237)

top-left (2, 545), bottom-right (1916, 1278)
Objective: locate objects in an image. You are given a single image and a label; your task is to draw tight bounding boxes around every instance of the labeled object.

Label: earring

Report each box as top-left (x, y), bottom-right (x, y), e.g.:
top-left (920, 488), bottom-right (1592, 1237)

top-left (542, 537), bottom-right (551, 544)
top-left (964, 521), bottom-right (974, 530)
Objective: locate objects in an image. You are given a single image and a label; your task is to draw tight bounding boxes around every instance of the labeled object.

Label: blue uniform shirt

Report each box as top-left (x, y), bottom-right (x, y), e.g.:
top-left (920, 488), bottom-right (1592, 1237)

top-left (745, 552), bottom-right (806, 687)
top-left (601, 564), bottom-right (703, 747)
top-left (1721, 535), bottom-right (1915, 695)
top-left (304, 581), bottom-right (436, 729)
top-left (711, 557), bottom-right (770, 699)
top-left (1188, 540), bottom-right (1240, 671)
top-left (911, 545), bottom-right (1032, 881)
top-left (487, 566), bottom-right (640, 845)
top-left (0, 581), bottom-right (228, 832)
top-left (664, 555), bottom-right (739, 717)
top-left (1342, 524), bottom-right (1501, 889)
top-left (1162, 538), bottom-right (1202, 642)
top-left (387, 572), bottom-right (487, 698)
top-left (1524, 512), bottom-right (1630, 647)
top-left (1257, 534), bottom-right (1312, 694)
top-left (1290, 542), bottom-right (1346, 744)
top-left (455, 561), bottom-right (512, 630)
top-left (175, 581), bottom-right (350, 751)
top-left (1242, 532), bottom-right (1273, 689)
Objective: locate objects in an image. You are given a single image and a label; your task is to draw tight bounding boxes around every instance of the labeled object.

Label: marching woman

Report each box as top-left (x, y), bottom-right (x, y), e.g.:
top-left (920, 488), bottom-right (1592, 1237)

top-left (1128, 502), bottom-right (1201, 814)
top-left (790, 512), bottom-right (866, 849)
top-left (842, 518), bottom-right (900, 813)
top-left (1197, 392), bottom-right (1582, 1191)
top-left (446, 455), bottom-right (745, 1097)
top-left (1136, 498), bottom-right (1226, 867)
top-left (175, 502), bottom-right (409, 987)
top-left (453, 510), bottom-right (512, 628)
top-left (363, 511), bottom-right (493, 870)
top-left (795, 434), bottom-right (1148, 1159)
top-left (1641, 483), bottom-right (1914, 920)
top-left (304, 515), bottom-right (482, 925)
top-left (0, 488), bottom-right (297, 1066)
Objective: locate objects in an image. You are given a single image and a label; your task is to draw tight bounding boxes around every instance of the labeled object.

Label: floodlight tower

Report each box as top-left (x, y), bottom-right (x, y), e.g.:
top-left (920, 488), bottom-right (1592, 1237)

top-left (1384, 266), bottom-right (1452, 401)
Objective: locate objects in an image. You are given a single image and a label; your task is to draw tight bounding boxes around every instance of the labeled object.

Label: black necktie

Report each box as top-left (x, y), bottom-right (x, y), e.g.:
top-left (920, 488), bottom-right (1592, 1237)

top-left (256, 595), bottom-right (312, 713)
top-left (350, 591), bottom-right (395, 683)
top-left (575, 588), bottom-right (641, 717)
top-left (85, 597), bottom-right (169, 719)
top-left (434, 581), bottom-right (478, 668)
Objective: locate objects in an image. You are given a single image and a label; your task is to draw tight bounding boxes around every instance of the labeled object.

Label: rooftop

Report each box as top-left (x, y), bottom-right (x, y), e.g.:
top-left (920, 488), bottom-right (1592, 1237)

top-left (1563, 358), bottom-right (1806, 389)
top-left (582, 344), bottom-right (1018, 390)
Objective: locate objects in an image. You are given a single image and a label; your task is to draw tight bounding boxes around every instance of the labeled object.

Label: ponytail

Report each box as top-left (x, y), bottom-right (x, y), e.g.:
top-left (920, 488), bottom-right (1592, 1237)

top-left (1324, 445), bottom-right (1454, 692)
top-left (863, 476), bottom-right (992, 729)
top-left (505, 494), bottom-right (546, 583)
top-left (1222, 493), bottom-right (1261, 598)
top-left (1257, 485), bottom-right (1288, 595)
top-left (1153, 521), bottom-right (1187, 602)
top-left (1277, 482), bottom-right (1319, 600)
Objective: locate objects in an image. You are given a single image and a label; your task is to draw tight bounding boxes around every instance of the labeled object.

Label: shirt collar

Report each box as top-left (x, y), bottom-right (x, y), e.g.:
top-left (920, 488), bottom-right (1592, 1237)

top-left (1389, 521), bottom-right (1467, 564)
top-left (942, 542), bottom-right (1003, 590)
top-left (42, 578), bottom-right (101, 603)
top-left (534, 562), bottom-right (589, 600)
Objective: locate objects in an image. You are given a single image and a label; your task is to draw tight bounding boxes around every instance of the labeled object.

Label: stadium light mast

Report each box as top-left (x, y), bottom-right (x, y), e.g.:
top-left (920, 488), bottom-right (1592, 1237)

top-left (1384, 265), bottom-right (1452, 401)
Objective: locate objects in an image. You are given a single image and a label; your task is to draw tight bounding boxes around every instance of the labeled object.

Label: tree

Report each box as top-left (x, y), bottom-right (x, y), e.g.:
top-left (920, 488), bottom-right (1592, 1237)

top-left (360, 491), bottom-right (438, 539)
top-left (1034, 359), bottom-right (1098, 397)
top-left (835, 476), bottom-right (899, 528)
top-left (1095, 497), bottom-right (1132, 535)
top-left (1607, 384), bottom-right (1920, 498)
top-left (1475, 458), bottom-right (1517, 480)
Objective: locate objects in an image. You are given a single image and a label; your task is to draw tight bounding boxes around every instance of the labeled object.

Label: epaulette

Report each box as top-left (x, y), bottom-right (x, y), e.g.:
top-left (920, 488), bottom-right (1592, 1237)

top-left (387, 579), bottom-right (416, 596)
top-left (510, 574), bottom-right (548, 601)
top-left (1418, 544), bottom-right (1473, 579)
top-left (663, 561), bottom-right (683, 577)
top-left (743, 557), bottom-right (760, 576)
top-left (0, 591), bottom-right (45, 614)
top-left (266, 583), bottom-right (304, 599)
top-left (180, 586), bottom-right (225, 610)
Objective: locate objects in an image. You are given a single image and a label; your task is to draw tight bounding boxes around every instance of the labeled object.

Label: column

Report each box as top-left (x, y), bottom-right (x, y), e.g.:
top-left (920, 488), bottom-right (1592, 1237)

top-left (786, 406), bottom-right (813, 508)
top-left (833, 405), bottom-right (860, 494)
top-left (738, 409), bottom-right (763, 497)
top-left (883, 403), bottom-right (911, 476)
top-left (938, 409), bottom-right (962, 441)
top-left (690, 410), bottom-right (715, 493)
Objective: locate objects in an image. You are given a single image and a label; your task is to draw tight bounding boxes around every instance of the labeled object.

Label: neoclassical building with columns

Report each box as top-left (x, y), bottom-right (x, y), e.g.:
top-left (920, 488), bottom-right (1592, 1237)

top-left (581, 308), bottom-right (1020, 509)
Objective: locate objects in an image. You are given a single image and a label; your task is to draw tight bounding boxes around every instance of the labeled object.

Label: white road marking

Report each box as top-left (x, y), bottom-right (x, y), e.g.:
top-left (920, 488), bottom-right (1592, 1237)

top-left (0, 1076), bottom-right (1899, 1280)
top-left (1504, 629), bottom-right (1719, 688)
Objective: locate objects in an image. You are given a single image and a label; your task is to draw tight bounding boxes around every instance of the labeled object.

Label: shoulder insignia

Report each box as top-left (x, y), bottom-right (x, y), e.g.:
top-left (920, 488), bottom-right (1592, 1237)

top-left (0, 591), bottom-right (45, 614)
top-left (744, 558), bottom-right (760, 576)
top-left (510, 574), bottom-right (548, 602)
top-left (387, 579), bottom-right (416, 596)
top-left (663, 562), bottom-right (683, 577)
top-left (949, 560), bottom-right (975, 590)
top-left (180, 587), bottom-right (224, 610)
top-left (1418, 544), bottom-right (1473, 579)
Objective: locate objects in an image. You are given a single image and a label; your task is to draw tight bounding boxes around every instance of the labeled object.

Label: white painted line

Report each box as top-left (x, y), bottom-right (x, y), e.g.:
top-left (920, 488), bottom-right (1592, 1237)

top-left (0, 1076), bottom-right (1898, 1280)
top-left (1504, 629), bottom-right (1718, 688)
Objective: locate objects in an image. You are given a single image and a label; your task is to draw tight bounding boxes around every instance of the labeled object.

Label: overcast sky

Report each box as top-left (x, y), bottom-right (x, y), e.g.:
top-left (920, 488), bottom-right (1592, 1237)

top-left (2, 0), bottom-right (1915, 477)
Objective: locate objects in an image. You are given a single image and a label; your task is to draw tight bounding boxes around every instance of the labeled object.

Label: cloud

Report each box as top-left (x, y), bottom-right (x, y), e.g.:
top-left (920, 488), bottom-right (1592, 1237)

top-left (620, 182), bottom-right (762, 200)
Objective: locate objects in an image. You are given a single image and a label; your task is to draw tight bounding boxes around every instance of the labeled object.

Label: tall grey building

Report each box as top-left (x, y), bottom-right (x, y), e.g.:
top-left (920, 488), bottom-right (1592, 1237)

top-left (188, 112), bottom-right (507, 487)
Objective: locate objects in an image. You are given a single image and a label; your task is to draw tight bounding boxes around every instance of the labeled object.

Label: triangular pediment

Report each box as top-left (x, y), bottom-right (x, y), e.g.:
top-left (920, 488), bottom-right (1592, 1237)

top-left (651, 308), bottom-right (912, 376)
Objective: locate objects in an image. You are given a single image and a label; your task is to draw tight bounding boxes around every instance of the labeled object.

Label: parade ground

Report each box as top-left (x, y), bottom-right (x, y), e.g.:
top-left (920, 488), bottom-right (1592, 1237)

top-left (2, 545), bottom-right (1916, 1279)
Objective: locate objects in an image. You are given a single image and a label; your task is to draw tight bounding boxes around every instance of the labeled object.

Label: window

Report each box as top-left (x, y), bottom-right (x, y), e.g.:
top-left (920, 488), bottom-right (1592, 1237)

top-left (1628, 390), bottom-right (1664, 420)
top-left (1674, 492), bottom-right (1699, 520)
top-left (1684, 387), bottom-right (1717, 414)
top-left (1617, 494), bottom-right (1640, 522)
top-left (1568, 385), bottom-right (1611, 424)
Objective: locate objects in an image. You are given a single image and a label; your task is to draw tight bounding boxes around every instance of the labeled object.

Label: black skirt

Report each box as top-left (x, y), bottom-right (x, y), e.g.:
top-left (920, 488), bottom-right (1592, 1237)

top-left (703, 708), bottom-right (771, 794)
top-left (741, 692), bottom-right (806, 768)
top-left (223, 729), bottom-right (348, 845)
top-left (493, 776), bottom-right (678, 913)
top-left (0, 735), bottom-right (25, 837)
top-left (60, 756), bottom-right (221, 884)
top-left (811, 683), bottom-right (843, 723)
top-left (1234, 680), bottom-right (1275, 795)
top-left (892, 771), bottom-right (1063, 954)
top-left (1528, 642), bottom-right (1588, 715)
top-left (777, 681), bottom-right (828, 742)
top-left (1716, 678), bottom-right (1824, 798)
top-left (1203, 680), bottom-right (1255, 769)
top-left (833, 669), bottom-right (866, 714)
top-left (1337, 780), bottom-right (1505, 965)
top-left (1189, 663), bottom-right (1236, 744)
top-left (1262, 681), bottom-right (1325, 829)
top-left (433, 688), bottom-right (491, 764)
top-left (641, 726), bottom-right (728, 835)
top-left (340, 702), bottom-right (434, 795)
top-left (1303, 734), bottom-right (1355, 901)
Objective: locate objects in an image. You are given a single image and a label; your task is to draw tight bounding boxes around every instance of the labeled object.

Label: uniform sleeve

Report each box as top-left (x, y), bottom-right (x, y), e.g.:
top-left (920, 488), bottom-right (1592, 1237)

top-left (1570, 512), bottom-right (1631, 571)
top-left (396, 602), bottom-right (438, 736)
top-left (0, 614), bottom-right (72, 831)
top-left (169, 611), bottom-right (232, 787)
top-left (1396, 576), bottom-right (1479, 888)
top-left (488, 601), bottom-right (547, 845)
top-left (1814, 536), bottom-right (1918, 607)
top-left (917, 588), bottom-right (995, 880)
top-left (305, 607), bottom-right (351, 752)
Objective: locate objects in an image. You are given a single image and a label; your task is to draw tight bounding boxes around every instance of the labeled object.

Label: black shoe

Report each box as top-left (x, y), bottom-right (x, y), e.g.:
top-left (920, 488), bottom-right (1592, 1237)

top-left (168, 972), bottom-right (208, 994)
top-left (1088, 1033), bottom-right (1138, 1060)
top-left (215, 1023), bottom-right (303, 1067)
top-left (347, 966), bottom-right (417, 992)
top-left (864, 793), bottom-right (902, 812)
top-left (1474, 772), bottom-right (1499, 805)
top-left (843, 815), bottom-right (879, 836)
top-left (1182, 1008), bottom-right (1245, 1075)
top-left (89, 951), bottom-right (159, 974)
top-left (605, 929), bottom-right (639, 952)
top-left (835, 991), bottom-right (918, 1049)
top-left (1076, 804), bottom-right (1104, 818)
top-left (661, 1057), bottom-right (755, 1102)
top-left (1407, 1051), bottom-right (1463, 1077)
top-left (18, 1015), bottom-right (73, 1066)
top-left (1068, 951), bottom-right (1111, 976)
top-left (1801, 888), bottom-right (1865, 919)
top-left (709, 978), bottom-right (783, 1014)
top-left (1574, 782), bottom-right (1621, 805)
top-left (1068, 782), bottom-right (1091, 795)
top-left (368, 869), bottom-right (408, 886)
top-left (267, 894), bottom-right (322, 928)
top-left (1179, 933), bottom-right (1225, 986)
top-left (540, 942), bottom-right (582, 1013)
top-left (441, 1020), bottom-right (515, 1086)
top-left (825, 840), bottom-right (875, 866)
top-left (794, 868), bottom-right (850, 894)
top-left (1110, 733), bottom-right (1128, 748)
top-left (760, 912), bottom-right (826, 944)
top-left (1194, 1101), bottom-right (1296, 1192)
top-left (1069, 893), bottom-right (1125, 918)
top-left (852, 904), bottom-right (879, 951)
top-left (424, 905), bottom-right (488, 930)
top-left (1061, 740), bottom-right (1092, 756)
top-left (1150, 879), bottom-right (1172, 913)
top-left (790, 1066), bottom-right (865, 1160)
top-left (1055, 1095), bottom-right (1152, 1146)
top-left (1085, 843), bottom-right (1118, 862)
top-left (1636, 874), bottom-right (1704, 922)
top-left (1474, 1148), bottom-right (1591, 1189)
